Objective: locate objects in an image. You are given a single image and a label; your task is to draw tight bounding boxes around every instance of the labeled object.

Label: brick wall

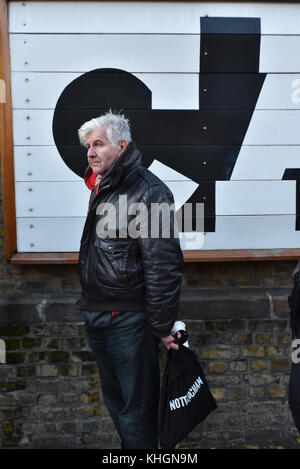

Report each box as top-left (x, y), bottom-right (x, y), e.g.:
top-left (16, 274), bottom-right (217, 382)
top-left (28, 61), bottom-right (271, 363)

top-left (0, 172), bottom-right (299, 448)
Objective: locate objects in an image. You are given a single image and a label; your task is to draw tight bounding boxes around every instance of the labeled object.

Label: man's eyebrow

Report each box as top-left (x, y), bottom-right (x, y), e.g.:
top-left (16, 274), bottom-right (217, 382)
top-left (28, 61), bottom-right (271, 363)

top-left (86, 138), bottom-right (104, 147)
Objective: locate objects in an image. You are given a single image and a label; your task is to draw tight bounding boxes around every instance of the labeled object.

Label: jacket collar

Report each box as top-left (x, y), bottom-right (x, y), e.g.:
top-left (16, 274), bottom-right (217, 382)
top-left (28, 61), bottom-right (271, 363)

top-left (84, 141), bottom-right (142, 191)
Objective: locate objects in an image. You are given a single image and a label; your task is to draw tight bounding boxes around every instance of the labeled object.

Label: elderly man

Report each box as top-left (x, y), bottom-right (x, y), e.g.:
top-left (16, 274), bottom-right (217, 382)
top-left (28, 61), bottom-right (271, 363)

top-left (76, 111), bottom-right (183, 449)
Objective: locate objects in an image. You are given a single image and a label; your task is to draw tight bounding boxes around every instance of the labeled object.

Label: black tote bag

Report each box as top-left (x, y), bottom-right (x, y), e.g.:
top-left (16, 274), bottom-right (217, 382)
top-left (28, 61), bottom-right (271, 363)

top-left (159, 331), bottom-right (217, 449)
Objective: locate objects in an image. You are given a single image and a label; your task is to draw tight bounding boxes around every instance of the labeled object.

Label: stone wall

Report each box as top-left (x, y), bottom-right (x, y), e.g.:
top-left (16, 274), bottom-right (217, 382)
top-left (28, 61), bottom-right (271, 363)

top-left (0, 261), bottom-right (298, 448)
top-left (0, 170), bottom-right (299, 448)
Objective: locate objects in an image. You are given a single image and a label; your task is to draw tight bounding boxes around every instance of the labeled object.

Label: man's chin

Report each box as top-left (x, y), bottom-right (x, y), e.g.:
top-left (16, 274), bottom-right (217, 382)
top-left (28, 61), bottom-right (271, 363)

top-left (91, 167), bottom-right (102, 175)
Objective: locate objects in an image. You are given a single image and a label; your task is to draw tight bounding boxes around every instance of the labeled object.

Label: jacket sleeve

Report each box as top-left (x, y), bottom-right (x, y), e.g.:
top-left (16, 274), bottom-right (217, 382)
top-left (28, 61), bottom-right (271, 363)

top-left (137, 183), bottom-right (184, 338)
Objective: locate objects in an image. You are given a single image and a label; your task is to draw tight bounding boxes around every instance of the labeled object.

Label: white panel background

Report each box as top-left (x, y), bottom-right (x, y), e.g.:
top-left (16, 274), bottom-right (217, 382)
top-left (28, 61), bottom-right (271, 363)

top-left (8, 1), bottom-right (300, 252)
top-left (8, 1), bottom-right (300, 34)
top-left (11, 72), bottom-right (300, 111)
top-left (11, 109), bottom-right (300, 146)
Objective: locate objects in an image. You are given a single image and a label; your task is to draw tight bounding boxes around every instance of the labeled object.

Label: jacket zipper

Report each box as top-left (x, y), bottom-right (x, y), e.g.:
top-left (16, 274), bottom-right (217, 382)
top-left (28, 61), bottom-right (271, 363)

top-left (88, 183), bottom-right (111, 214)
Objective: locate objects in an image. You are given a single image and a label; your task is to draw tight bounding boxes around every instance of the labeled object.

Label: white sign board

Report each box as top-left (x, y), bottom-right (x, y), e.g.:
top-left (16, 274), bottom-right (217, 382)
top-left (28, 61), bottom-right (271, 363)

top-left (9, 1), bottom-right (300, 252)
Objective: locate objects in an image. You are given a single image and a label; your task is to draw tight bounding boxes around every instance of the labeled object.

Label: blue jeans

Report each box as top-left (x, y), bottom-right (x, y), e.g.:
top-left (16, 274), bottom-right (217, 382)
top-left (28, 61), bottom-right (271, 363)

top-left (84, 317), bottom-right (160, 449)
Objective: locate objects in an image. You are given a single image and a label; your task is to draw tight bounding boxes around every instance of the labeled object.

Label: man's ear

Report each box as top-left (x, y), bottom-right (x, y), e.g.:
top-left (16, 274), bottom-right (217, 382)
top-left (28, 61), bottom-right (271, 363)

top-left (118, 139), bottom-right (128, 155)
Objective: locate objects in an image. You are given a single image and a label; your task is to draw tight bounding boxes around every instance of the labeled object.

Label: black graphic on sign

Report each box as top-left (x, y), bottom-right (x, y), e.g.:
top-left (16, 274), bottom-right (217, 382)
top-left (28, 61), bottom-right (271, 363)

top-left (283, 169), bottom-right (300, 230)
top-left (52, 17), bottom-right (266, 232)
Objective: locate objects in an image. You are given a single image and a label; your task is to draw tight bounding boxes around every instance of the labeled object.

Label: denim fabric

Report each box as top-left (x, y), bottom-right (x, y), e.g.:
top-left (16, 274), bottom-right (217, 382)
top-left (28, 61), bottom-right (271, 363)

top-left (81, 310), bottom-right (146, 328)
top-left (84, 317), bottom-right (160, 449)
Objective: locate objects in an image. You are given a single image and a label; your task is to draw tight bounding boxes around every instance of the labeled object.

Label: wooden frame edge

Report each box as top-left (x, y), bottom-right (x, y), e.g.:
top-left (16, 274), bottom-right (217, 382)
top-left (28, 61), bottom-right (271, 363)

top-left (183, 248), bottom-right (300, 262)
top-left (9, 249), bottom-right (300, 264)
top-left (10, 252), bottom-right (79, 264)
top-left (9, 0), bottom-right (300, 3)
top-left (3, 0), bottom-right (300, 265)
top-left (0, 0), bottom-right (16, 260)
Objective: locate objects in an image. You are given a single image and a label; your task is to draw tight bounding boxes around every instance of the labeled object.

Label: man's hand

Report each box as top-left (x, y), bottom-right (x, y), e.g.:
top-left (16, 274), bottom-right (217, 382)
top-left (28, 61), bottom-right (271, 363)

top-left (161, 332), bottom-right (181, 350)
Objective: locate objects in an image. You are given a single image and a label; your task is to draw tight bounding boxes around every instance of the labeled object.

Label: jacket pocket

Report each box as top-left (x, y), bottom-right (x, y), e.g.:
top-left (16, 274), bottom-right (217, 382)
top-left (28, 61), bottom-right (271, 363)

top-left (94, 238), bottom-right (134, 290)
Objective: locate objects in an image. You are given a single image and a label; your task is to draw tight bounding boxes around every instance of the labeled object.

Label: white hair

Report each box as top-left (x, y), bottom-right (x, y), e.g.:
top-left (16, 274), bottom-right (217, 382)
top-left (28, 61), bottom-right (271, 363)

top-left (78, 111), bottom-right (132, 147)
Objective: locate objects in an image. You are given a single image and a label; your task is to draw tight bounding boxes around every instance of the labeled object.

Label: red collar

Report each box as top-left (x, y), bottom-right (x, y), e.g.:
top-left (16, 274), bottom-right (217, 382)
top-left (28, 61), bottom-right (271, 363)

top-left (84, 167), bottom-right (102, 191)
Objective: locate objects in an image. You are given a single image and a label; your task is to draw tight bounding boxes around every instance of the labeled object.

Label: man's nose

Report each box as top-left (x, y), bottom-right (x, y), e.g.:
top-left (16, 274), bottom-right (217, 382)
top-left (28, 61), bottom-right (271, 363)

top-left (87, 146), bottom-right (96, 158)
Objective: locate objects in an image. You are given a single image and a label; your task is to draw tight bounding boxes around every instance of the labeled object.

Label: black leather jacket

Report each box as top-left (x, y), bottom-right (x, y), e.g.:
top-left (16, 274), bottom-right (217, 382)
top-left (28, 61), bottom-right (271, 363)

top-left (77, 141), bottom-right (184, 337)
top-left (289, 268), bottom-right (300, 339)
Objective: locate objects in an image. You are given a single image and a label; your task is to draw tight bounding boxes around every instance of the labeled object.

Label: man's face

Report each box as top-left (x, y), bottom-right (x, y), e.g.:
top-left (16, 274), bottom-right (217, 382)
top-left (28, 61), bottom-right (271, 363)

top-left (85, 126), bottom-right (123, 176)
